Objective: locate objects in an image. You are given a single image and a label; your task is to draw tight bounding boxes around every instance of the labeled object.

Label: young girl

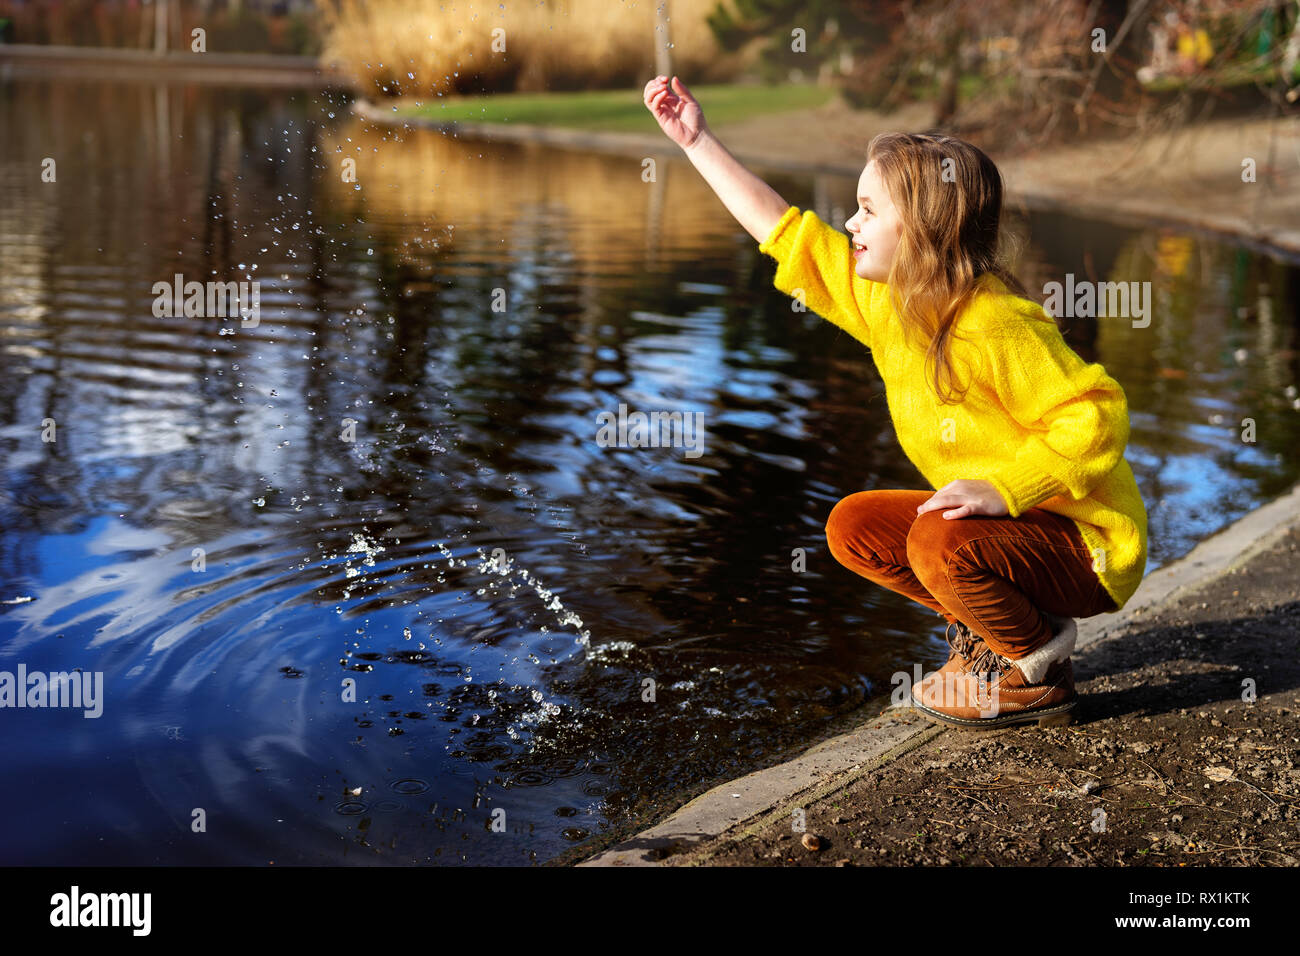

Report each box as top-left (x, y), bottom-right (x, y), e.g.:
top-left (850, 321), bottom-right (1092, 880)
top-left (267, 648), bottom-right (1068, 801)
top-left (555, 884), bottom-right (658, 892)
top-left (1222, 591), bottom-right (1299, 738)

top-left (644, 75), bottom-right (1148, 730)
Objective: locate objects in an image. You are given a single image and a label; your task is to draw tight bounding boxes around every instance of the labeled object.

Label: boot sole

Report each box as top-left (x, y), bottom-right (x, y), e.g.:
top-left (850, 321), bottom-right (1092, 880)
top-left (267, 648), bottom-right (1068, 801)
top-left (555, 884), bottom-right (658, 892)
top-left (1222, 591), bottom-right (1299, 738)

top-left (912, 698), bottom-right (1077, 730)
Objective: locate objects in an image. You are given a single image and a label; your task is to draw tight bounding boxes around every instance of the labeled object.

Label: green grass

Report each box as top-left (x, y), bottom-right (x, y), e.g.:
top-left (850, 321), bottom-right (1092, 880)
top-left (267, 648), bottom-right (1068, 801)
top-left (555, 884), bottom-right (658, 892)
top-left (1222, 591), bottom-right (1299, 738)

top-left (397, 82), bottom-right (836, 132)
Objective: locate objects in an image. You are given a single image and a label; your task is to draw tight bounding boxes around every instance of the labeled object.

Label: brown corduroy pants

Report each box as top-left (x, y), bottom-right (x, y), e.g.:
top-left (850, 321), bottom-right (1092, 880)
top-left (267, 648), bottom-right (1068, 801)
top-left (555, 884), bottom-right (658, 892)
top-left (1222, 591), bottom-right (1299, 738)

top-left (825, 489), bottom-right (1119, 659)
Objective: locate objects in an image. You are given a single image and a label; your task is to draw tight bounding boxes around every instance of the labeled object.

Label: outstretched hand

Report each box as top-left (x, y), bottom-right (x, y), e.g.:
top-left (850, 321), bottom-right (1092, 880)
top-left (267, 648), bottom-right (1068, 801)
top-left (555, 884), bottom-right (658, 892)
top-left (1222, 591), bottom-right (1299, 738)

top-left (916, 479), bottom-right (1009, 519)
top-left (643, 75), bottom-right (709, 150)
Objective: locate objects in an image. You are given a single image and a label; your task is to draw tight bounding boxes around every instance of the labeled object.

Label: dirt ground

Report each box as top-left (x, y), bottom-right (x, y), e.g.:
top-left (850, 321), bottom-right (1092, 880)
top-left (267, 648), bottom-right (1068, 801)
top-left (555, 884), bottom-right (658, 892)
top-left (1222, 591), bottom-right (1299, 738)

top-left (674, 525), bottom-right (1300, 867)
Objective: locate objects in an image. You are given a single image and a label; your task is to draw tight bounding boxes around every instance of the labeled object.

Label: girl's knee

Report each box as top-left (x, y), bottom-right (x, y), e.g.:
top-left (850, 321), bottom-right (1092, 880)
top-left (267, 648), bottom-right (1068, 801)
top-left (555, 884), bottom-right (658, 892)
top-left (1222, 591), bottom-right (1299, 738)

top-left (905, 511), bottom-right (958, 579)
top-left (826, 492), bottom-right (901, 570)
top-left (825, 493), bottom-right (870, 547)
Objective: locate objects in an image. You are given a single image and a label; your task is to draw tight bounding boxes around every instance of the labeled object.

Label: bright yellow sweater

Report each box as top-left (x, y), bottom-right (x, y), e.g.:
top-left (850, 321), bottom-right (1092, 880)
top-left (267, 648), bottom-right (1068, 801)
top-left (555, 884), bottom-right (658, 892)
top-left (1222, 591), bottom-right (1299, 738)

top-left (759, 205), bottom-right (1148, 611)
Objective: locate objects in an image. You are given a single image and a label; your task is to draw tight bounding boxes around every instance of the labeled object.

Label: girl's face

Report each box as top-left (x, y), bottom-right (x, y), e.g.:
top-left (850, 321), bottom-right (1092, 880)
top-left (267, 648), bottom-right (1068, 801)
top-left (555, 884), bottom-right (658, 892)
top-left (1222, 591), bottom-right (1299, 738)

top-left (845, 160), bottom-right (904, 284)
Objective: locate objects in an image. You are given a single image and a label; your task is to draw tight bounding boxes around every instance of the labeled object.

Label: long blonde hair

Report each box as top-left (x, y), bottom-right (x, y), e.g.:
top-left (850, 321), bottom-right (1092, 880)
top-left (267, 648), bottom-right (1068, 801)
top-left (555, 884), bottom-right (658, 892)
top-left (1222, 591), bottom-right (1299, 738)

top-left (867, 132), bottom-right (1030, 405)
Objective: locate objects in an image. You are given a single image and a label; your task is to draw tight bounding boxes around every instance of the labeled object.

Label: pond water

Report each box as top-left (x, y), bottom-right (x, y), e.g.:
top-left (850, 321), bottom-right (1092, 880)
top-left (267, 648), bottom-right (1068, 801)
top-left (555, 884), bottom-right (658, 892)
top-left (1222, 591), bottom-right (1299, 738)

top-left (1, 78), bottom-right (1297, 865)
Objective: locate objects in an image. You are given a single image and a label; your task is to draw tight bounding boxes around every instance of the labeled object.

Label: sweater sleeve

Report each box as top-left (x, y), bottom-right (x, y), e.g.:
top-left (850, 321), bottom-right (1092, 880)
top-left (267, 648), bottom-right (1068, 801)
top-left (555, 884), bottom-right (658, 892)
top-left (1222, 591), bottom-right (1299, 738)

top-left (758, 205), bottom-right (891, 351)
top-left (981, 312), bottom-right (1131, 518)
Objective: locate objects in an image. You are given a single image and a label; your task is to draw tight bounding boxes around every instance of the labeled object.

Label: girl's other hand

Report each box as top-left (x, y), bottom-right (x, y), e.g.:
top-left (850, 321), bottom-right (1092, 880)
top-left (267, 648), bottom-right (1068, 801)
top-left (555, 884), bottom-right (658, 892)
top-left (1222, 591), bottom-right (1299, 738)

top-left (916, 479), bottom-right (1010, 519)
top-left (643, 75), bottom-right (709, 150)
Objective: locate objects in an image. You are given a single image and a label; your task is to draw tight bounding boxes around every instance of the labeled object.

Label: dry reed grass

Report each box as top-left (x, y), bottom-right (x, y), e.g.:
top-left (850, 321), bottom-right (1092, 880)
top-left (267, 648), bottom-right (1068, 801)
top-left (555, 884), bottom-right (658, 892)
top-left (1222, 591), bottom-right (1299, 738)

top-left (316, 0), bottom-right (752, 99)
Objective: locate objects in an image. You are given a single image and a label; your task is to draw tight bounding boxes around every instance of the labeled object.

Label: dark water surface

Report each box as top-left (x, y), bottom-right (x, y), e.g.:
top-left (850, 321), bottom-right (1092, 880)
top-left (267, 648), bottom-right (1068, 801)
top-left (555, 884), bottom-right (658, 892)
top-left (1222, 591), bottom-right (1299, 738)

top-left (1, 78), bottom-right (1297, 865)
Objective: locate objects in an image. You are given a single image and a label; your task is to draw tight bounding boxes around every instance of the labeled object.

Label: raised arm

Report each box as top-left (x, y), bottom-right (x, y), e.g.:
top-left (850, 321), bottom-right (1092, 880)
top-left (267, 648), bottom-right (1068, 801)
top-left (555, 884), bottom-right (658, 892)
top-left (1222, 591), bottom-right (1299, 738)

top-left (643, 76), bottom-right (789, 243)
top-left (682, 131), bottom-right (791, 243)
top-left (643, 76), bottom-right (887, 351)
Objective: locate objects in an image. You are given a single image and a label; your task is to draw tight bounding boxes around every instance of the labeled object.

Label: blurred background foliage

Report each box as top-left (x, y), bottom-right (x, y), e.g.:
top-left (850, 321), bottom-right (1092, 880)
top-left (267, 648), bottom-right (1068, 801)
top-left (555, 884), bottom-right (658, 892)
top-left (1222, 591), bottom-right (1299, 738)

top-left (1, 0), bottom-right (1295, 141)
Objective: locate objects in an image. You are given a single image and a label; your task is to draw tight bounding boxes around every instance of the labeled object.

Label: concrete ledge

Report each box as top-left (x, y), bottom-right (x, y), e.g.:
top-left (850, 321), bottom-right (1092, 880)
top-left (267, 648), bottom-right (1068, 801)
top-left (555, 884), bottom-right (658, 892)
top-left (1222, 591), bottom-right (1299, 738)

top-left (0, 43), bottom-right (348, 87)
top-left (579, 710), bottom-right (944, 866)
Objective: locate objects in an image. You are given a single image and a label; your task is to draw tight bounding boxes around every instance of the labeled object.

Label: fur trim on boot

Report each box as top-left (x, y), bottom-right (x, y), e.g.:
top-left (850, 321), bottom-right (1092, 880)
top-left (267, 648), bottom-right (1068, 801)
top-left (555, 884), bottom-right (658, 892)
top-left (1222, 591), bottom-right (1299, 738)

top-left (1009, 615), bottom-right (1077, 684)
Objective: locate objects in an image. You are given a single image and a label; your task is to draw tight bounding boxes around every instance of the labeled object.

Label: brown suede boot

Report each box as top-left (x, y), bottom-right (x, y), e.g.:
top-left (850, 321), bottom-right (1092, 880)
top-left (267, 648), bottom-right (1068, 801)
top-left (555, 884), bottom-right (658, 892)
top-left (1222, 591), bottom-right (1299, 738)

top-left (911, 616), bottom-right (1078, 730)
